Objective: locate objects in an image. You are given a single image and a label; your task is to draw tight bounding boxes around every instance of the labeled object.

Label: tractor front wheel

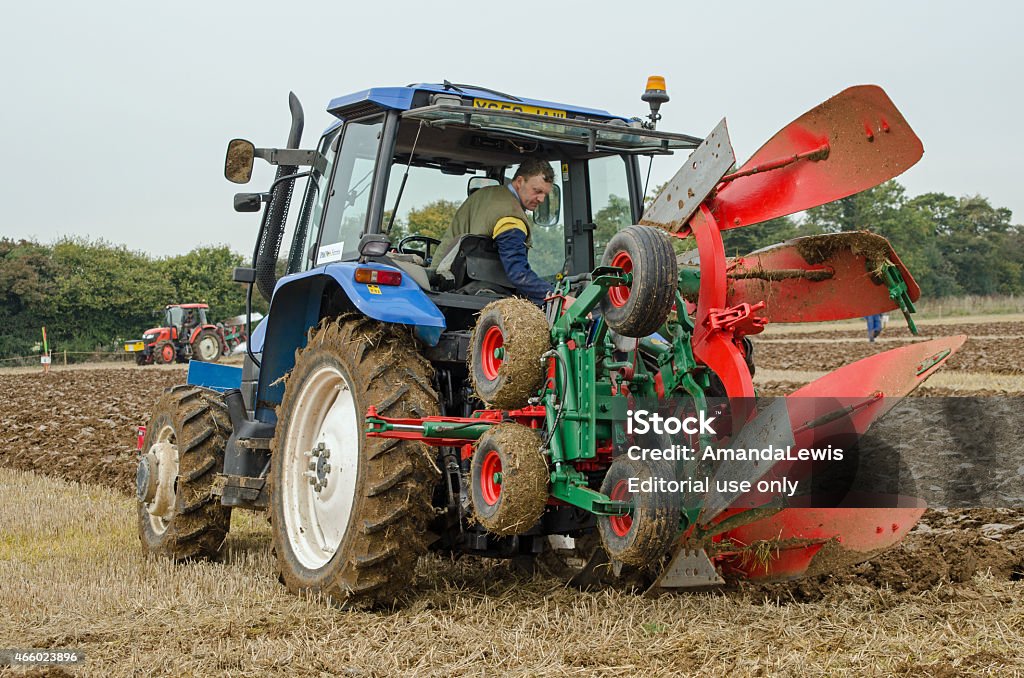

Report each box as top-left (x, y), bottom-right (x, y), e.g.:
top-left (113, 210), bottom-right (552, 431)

top-left (599, 225), bottom-right (678, 338)
top-left (154, 340), bottom-right (177, 365)
top-left (597, 457), bottom-right (680, 568)
top-left (470, 423), bottom-right (549, 535)
top-left (136, 386), bottom-right (232, 560)
top-left (270, 316), bottom-right (440, 608)
top-left (192, 329), bottom-right (222, 363)
top-left (470, 298), bottom-right (550, 409)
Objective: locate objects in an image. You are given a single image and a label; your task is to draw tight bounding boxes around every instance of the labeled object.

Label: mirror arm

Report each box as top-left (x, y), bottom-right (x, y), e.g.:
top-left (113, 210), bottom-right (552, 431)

top-left (253, 148), bottom-right (326, 174)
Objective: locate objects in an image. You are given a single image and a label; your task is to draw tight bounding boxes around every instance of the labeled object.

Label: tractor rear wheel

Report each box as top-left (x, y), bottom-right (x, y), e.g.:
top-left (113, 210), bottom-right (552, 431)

top-left (470, 423), bottom-right (549, 535)
top-left (154, 340), bottom-right (177, 365)
top-left (270, 315), bottom-right (440, 608)
top-left (599, 225), bottom-right (677, 338)
top-left (597, 457), bottom-right (680, 568)
top-left (136, 386), bottom-right (232, 560)
top-left (192, 329), bottom-right (222, 363)
top-left (470, 298), bottom-right (550, 409)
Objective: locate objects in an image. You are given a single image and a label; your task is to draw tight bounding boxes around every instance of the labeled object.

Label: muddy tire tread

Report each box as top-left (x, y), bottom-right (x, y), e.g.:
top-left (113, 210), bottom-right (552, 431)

top-left (271, 314), bottom-right (440, 608)
top-left (137, 386), bottom-right (231, 562)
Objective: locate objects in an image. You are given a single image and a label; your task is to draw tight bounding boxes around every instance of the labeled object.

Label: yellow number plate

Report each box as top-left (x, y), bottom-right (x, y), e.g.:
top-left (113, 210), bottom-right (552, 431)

top-left (125, 341), bottom-right (145, 352)
top-left (473, 98), bottom-right (566, 118)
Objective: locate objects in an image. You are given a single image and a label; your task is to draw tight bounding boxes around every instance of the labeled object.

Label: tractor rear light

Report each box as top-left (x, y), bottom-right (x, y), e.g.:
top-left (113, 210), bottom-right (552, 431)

top-left (354, 268), bottom-right (402, 286)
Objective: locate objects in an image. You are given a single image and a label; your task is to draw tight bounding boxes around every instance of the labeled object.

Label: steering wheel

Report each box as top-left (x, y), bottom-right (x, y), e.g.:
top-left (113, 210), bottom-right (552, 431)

top-left (397, 235), bottom-right (441, 264)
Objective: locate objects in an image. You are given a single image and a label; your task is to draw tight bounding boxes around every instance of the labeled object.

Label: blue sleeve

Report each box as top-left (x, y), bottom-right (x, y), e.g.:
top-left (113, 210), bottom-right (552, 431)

top-left (494, 230), bottom-right (554, 306)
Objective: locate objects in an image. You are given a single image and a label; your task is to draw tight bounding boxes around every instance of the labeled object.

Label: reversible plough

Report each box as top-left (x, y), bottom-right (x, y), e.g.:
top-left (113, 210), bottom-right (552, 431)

top-left (366, 86), bottom-right (966, 590)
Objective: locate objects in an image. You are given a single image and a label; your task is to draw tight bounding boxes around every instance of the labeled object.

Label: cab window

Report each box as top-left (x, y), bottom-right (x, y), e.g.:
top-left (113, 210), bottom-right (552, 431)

top-left (589, 155), bottom-right (633, 255)
top-left (316, 117), bottom-right (384, 264)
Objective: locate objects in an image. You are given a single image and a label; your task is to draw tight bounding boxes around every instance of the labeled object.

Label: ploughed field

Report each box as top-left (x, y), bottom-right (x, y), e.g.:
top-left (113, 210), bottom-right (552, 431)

top-left (1, 317), bottom-right (1023, 675)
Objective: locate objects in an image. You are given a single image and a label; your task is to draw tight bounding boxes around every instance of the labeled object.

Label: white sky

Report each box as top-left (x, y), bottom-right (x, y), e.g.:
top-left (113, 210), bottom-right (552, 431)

top-left (1, 1), bottom-right (1020, 257)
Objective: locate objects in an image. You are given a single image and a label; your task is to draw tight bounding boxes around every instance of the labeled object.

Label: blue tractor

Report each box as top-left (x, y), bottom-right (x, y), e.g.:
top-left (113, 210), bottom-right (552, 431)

top-left (135, 79), bottom-right (701, 607)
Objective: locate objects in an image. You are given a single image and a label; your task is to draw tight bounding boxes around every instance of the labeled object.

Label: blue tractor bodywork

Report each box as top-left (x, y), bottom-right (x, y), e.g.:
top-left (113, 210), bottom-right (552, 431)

top-left (243, 261), bottom-right (445, 422)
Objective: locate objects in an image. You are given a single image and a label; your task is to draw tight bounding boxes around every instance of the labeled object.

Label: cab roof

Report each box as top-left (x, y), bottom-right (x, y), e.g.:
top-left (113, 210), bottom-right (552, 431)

top-left (327, 82), bottom-right (626, 123)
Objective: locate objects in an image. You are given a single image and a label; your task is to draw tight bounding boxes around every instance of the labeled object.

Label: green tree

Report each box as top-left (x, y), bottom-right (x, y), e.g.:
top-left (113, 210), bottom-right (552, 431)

top-left (0, 239), bottom-right (56, 357)
top-left (158, 246), bottom-right (249, 318)
top-left (406, 199), bottom-right (460, 240)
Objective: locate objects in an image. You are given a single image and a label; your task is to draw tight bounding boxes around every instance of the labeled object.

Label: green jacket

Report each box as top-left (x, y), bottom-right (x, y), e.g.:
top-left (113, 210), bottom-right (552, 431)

top-left (431, 185), bottom-right (532, 267)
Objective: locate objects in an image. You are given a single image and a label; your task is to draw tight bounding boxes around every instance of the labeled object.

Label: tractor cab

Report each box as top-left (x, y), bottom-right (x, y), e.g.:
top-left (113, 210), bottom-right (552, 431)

top-left (164, 303), bottom-right (209, 338)
top-left (226, 81), bottom-right (700, 335)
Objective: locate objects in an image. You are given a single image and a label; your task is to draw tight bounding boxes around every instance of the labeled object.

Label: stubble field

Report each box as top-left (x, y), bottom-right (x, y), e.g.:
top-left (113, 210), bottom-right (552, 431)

top-left (1, 314), bottom-right (1022, 676)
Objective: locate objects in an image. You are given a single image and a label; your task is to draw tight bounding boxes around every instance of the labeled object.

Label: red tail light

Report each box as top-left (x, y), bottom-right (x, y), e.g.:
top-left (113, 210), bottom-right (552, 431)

top-left (354, 268), bottom-right (402, 286)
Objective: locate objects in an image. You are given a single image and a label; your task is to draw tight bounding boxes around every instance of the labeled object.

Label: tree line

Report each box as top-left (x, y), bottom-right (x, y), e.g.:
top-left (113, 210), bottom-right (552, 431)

top-left (0, 240), bottom-right (254, 359)
top-left (1, 179), bottom-right (1019, 359)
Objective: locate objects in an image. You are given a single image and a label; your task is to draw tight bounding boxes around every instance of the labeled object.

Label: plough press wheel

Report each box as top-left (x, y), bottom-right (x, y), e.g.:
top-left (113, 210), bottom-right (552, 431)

top-left (599, 225), bottom-right (678, 338)
top-left (470, 423), bottom-right (549, 536)
top-left (598, 457), bottom-right (680, 568)
top-left (470, 298), bottom-right (550, 409)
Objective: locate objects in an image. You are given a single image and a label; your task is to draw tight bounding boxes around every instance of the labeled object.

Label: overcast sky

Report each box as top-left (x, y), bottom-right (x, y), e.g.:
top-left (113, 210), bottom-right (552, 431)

top-left (2, 1), bottom-right (1020, 257)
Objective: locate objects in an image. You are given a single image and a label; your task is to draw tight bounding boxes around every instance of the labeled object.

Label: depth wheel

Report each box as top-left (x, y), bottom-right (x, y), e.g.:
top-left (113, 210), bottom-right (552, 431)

top-left (270, 315), bottom-right (440, 608)
top-left (192, 329), bottom-right (222, 363)
top-left (599, 225), bottom-right (678, 338)
top-left (470, 423), bottom-right (549, 535)
top-left (136, 386), bottom-right (232, 560)
top-left (470, 298), bottom-right (550, 409)
top-left (154, 340), bottom-right (177, 365)
top-left (597, 457), bottom-right (680, 568)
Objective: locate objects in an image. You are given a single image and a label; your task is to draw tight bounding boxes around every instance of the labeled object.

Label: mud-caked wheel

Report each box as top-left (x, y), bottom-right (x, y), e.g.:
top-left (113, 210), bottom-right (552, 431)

top-left (597, 457), bottom-right (680, 568)
top-left (470, 298), bottom-right (550, 409)
top-left (270, 315), bottom-right (440, 608)
top-left (599, 225), bottom-right (678, 338)
top-left (191, 329), bottom-right (222, 363)
top-left (136, 386), bottom-right (232, 560)
top-left (154, 340), bottom-right (177, 365)
top-left (470, 423), bottom-right (549, 535)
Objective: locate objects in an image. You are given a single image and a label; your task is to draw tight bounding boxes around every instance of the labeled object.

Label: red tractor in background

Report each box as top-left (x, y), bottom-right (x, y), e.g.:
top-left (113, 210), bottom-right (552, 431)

top-left (126, 303), bottom-right (239, 365)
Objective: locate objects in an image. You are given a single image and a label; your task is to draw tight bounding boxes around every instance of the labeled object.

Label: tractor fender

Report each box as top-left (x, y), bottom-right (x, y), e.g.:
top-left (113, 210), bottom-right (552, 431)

top-left (187, 324), bottom-right (220, 344)
top-left (250, 262), bottom-right (446, 422)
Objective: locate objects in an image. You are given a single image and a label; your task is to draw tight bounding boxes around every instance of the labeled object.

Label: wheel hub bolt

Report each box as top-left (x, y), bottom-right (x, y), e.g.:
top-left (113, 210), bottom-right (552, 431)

top-left (493, 347), bottom-right (505, 359)
top-left (492, 472), bottom-right (502, 485)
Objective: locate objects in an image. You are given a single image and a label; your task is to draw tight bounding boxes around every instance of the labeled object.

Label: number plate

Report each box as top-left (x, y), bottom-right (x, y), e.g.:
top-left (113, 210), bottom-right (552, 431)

top-left (473, 98), bottom-right (566, 118)
top-left (124, 341), bottom-right (145, 352)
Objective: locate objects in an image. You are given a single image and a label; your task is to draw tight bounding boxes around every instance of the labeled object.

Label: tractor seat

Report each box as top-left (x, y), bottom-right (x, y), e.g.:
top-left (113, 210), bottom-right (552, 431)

top-left (432, 234), bottom-right (514, 294)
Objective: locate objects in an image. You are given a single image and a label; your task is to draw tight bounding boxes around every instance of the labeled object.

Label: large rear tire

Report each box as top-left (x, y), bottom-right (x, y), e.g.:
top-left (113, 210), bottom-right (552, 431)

top-left (136, 386), bottom-right (232, 560)
top-left (270, 315), bottom-right (440, 608)
top-left (599, 225), bottom-right (678, 338)
top-left (470, 298), bottom-right (550, 409)
top-left (191, 329), bottom-right (222, 363)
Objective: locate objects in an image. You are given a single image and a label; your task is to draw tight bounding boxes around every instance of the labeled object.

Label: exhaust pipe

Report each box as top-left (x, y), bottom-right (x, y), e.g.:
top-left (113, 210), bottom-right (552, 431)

top-left (253, 92), bottom-right (304, 303)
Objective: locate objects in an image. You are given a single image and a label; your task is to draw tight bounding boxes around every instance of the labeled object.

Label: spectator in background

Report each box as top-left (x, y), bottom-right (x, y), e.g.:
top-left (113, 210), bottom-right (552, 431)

top-left (865, 314), bottom-right (883, 343)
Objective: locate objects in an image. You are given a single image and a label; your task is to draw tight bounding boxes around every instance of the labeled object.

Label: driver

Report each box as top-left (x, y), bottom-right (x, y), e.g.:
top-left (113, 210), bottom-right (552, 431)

top-left (431, 158), bottom-right (554, 305)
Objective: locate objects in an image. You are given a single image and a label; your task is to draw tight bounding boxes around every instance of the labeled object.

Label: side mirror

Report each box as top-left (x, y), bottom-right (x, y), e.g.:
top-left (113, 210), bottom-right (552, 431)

top-left (467, 176), bottom-right (500, 196)
top-left (225, 139), bottom-right (256, 184)
top-left (532, 184), bottom-right (561, 227)
top-left (233, 193), bottom-right (264, 212)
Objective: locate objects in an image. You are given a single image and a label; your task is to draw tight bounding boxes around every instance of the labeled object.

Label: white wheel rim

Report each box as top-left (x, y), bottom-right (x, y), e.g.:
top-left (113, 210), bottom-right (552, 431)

top-left (281, 363), bottom-right (360, 570)
top-left (197, 336), bottom-right (219, 361)
top-left (145, 424), bottom-right (179, 535)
